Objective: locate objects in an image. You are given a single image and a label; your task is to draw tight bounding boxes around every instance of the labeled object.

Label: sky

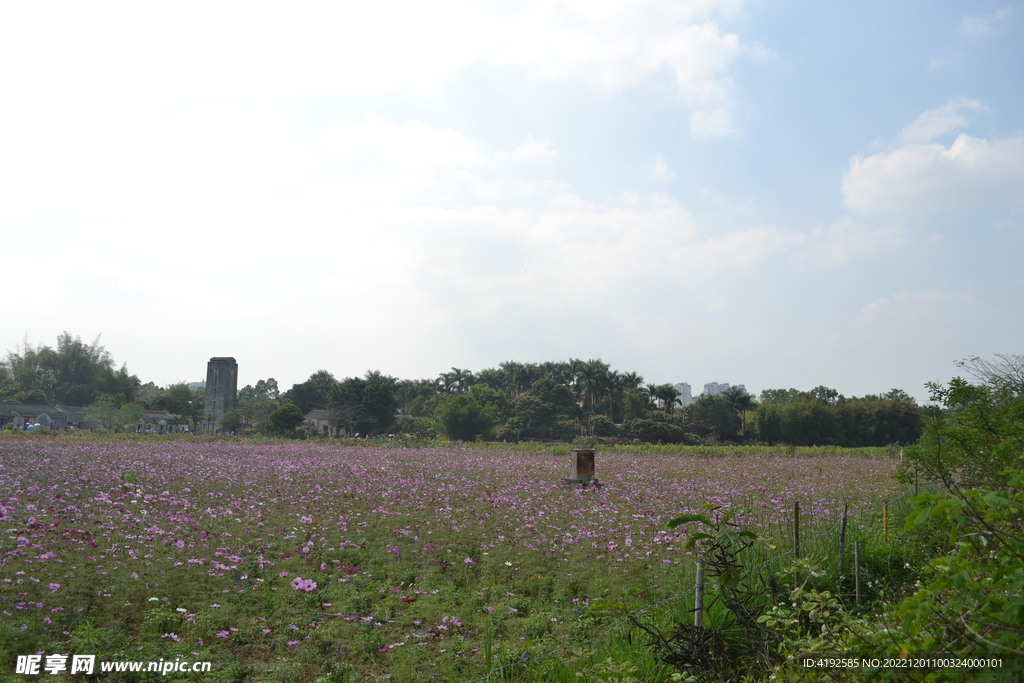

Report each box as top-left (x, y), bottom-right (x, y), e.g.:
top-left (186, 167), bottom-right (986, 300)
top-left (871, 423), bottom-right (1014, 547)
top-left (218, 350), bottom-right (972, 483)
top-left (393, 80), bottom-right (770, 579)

top-left (2, 0), bottom-right (1022, 401)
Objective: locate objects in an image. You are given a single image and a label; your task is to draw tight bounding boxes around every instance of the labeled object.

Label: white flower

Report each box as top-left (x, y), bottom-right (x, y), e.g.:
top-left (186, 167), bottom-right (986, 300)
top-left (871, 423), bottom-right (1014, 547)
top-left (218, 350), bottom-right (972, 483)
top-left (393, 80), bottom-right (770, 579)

top-left (148, 597), bottom-right (159, 602)
top-left (504, 562), bottom-right (512, 567)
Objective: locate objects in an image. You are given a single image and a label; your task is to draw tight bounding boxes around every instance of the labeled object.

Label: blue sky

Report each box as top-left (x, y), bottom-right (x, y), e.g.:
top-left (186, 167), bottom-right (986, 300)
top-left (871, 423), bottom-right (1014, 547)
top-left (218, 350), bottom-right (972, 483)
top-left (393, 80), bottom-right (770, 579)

top-left (2, 0), bottom-right (1021, 401)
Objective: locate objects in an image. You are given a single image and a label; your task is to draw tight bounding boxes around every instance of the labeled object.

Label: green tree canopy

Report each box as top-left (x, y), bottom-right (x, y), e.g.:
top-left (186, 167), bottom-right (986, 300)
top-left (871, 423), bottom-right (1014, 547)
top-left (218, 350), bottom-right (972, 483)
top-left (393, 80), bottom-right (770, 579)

top-left (512, 394), bottom-right (554, 437)
top-left (1, 333), bottom-right (139, 406)
top-left (685, 395), bottom-right (741, 442)
top-left (528, 378), bottom-right (581, 419)
top-left (327, 371), bottom-right (398, 435)
top-left (282, 370), bottom-right (337, 414)
top-left (267, 403), bottom-right (305, 436)
top-left (435, 393), bottom-right (496, 441)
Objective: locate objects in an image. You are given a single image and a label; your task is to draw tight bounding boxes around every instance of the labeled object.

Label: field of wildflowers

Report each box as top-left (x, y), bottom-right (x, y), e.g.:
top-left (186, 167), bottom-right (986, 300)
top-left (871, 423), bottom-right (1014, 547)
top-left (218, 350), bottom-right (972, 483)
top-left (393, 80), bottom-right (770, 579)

top-left (0, 436), bottom-right (901, 681)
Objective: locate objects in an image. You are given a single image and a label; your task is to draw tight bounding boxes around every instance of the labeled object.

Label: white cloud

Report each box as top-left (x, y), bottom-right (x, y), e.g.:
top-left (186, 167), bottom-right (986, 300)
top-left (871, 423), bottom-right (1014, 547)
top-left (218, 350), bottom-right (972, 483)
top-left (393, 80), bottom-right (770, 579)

top-left (488, 0), bottom-right (742, 97)
top-left (842, 99), bottom-right (1024, 215)
top-left (509, 136), bottom-right (558, 161)
top-left (805, 217), bottom-right (907, 264)
top-left (689, 108), bottom-right (739, 138)
top-left (0, 2), bottom-right (497, 103)
top-left (679, 225), bottom-right (800, 278)
top-left (859, 289), bottom-right (977, 325)
top-left (958, 8), bottom-right (1013, 38)
top-left (843, 133), bottom-right (1024, 214)
top-left (0, 1), bottom-right (747, 111)
top-left (318, 118), bottom-right (484, 173)
top-left (650, 154), bottom-right (675, 181)
top-left (897, 97), bottom-right (987, 144)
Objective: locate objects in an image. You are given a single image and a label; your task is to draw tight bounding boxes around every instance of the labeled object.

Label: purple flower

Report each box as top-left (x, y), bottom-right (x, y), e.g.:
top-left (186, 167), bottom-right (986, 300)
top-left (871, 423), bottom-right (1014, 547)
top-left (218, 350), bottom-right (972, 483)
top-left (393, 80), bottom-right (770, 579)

top-left (290, 577), bottom-right (317, 592)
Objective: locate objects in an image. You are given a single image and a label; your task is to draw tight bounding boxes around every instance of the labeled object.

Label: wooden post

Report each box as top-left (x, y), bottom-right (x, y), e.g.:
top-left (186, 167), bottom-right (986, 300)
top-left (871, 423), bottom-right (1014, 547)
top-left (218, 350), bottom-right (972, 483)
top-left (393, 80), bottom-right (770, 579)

top-left (694, 560), bottom-right (705, 628)
top-left (571, 449), bottom-right (595, 484)
top-left (837, 502), bottom-right (848, 579)
top-left (883, 501), bottom-right (889, 544)
top-left (854, 541), bottom-right (861, 605)
top-left (794, 501), bottom-right (801, 559)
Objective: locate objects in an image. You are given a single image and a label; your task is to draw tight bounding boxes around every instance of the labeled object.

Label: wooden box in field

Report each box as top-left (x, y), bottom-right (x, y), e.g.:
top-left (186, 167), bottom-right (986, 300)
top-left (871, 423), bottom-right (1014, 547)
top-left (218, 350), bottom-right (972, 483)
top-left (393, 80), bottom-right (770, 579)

top-left (571, 449), bottom-right (595, 483)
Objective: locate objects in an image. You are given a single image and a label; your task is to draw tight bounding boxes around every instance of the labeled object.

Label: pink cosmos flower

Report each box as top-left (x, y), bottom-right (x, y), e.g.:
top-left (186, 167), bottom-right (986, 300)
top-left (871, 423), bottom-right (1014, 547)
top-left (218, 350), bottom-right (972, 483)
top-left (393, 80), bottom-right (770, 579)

top-left (290, 577), bottom-right (317, 592)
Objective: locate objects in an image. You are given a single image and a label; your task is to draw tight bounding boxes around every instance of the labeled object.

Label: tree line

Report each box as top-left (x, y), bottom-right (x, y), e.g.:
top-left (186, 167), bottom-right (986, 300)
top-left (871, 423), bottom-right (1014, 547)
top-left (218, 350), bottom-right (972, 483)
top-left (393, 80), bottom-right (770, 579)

top-left (2, 333), bottom-right (924, 445)
top-left (274, 359), bottom-right (923, 446)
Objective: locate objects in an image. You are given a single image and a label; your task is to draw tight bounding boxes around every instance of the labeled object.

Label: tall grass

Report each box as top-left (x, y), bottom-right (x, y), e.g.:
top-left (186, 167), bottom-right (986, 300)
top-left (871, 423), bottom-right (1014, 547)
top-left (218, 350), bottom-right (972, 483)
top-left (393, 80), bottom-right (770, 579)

top-left (480, 488), bottom-right (923, 682)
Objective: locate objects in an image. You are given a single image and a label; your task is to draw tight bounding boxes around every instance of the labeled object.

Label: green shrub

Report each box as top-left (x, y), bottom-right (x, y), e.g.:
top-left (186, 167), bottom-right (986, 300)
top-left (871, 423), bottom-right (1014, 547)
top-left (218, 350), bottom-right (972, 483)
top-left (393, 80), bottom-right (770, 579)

top-left (623, 419), bottom-right (696, 444)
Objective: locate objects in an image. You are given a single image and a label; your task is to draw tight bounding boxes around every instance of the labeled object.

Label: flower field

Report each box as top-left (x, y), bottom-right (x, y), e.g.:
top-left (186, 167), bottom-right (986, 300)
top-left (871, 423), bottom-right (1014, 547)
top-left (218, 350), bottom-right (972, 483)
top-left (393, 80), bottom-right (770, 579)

top-left (0, 436), bottom-right (901, 681)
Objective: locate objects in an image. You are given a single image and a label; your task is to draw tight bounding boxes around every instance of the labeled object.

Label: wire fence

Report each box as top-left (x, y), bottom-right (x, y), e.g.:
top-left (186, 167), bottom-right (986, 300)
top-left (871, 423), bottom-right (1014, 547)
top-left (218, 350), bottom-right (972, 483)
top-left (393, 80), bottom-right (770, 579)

top-left (460, 500), bottom-right (896, 682)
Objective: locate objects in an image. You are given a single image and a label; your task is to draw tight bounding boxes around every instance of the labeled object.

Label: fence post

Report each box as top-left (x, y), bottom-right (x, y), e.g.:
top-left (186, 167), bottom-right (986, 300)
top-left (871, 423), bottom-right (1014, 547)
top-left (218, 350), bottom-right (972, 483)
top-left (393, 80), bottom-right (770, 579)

top-left (694, 560), bottom-right (705, 628)
top-left (854, 541), bottom-right (861, 605)
top-left (837, 502), bottom-right (848, 579)
top-left (883, 501), bottom-right (889, 544)
top-left (794, 501), bottom-right (800, 559)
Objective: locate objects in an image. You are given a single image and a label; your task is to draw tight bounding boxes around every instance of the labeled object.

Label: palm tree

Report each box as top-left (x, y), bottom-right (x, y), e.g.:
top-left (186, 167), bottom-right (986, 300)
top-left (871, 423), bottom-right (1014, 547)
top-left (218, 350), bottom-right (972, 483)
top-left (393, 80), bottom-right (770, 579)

top-left (475, 368), bottom-right (503, 392)
top-left (606, 370), bottom-right (622, 420)
top-left (578, 359), bottom-right (611, 414)
top-left (436, 368), bottom-right (473, 394)
top-left (657, 384), bottom-right (682, 414)
top-left (722, 386), bottom-right (756, 435)
top-left (539, 361), bottom-right (572, 387)
top-left (620, 372), bottom-right (644, 391)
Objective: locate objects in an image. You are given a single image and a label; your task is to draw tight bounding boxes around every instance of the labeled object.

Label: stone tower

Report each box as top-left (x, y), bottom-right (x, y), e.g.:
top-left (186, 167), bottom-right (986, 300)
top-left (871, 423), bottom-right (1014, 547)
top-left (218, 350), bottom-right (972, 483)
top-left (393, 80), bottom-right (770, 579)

top-left (204, 357), bottom-right (238, 431)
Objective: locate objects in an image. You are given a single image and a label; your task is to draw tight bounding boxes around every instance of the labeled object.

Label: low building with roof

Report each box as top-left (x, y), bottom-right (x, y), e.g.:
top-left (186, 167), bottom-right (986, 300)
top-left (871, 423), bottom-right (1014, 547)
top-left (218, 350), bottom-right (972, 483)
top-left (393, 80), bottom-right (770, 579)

top-left (137, 410), bottom-right (189, 434)
top-left (305, 409), bottom-right (331, 436)
top-left (0, 403), bottom-right (65, 430)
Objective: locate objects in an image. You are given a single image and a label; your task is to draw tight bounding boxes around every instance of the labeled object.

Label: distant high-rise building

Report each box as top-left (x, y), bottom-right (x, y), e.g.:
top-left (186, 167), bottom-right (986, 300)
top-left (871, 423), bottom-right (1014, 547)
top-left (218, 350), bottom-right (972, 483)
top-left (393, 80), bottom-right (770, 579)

top-left (673, 382), bottom-right (694, 407)
top-left (703, 382), bottom-right (729, 397)
top-left (702, 382), bottom-right (747, 397)
top-left (204, 357), bottom-right (237, 432)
